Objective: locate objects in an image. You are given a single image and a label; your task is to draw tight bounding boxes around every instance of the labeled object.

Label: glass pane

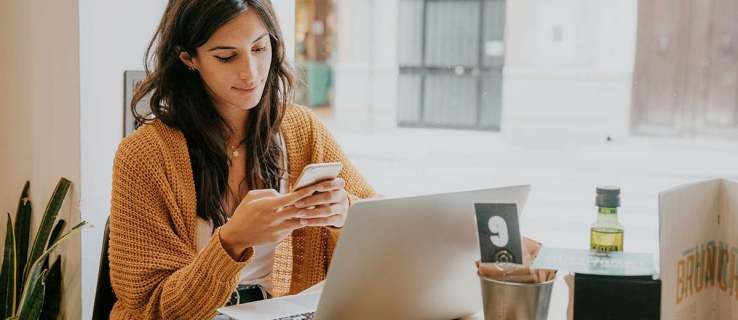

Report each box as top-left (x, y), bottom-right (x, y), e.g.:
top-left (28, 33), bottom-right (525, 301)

top-left (398, 74), bottom-right (422, 123)
top-left (425, 0), bottom-right (481, 67)
top-left (398, 0), bottom-right (424, 66)
top-left (483, 0), bottom-right (506, 67)
top-left (423, 74), bottom-right (478, 126)
top-left (480, 73), bottom-right (503, 128)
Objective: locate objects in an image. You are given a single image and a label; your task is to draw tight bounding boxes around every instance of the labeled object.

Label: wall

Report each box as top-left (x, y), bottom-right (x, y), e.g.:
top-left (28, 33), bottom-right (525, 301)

top-left (0, 0), bottom-right (81, 319)
top-left (333, 0), bottom-right (398, 132)
top-left (502, 0), bottom-right (638, 145)
top-left (78, 0), bottom-right (170, 318)
top-left (0, 2), bottom-right (34, 216)
top-left (273, 0), bottom-right (296, 63)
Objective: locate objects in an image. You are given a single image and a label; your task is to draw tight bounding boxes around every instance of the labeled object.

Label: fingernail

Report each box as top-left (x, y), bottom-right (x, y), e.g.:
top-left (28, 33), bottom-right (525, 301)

top-left (300, 219), bottom-right (308, 225)
top-left (296, 201), bottom-right (305, 208)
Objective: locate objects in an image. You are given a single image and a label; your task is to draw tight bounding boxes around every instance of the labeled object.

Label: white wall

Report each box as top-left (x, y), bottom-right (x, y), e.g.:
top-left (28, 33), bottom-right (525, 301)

top-left (501, 0), bottom-right (638, 145)
top-left (78, 1), bottom-right (296, 318)
top-left (371, 0), bottom-right (400, 131)
top-left (79, 1), bottom-right (169, 318)
top-left (333, 0), bottom-right (373, 132)
top-left (0, 0), bottom-right (81, 318)
top-left (273, 0), bottom-right (296, 62)
top-left (333, 0), bottom-right (399, 132)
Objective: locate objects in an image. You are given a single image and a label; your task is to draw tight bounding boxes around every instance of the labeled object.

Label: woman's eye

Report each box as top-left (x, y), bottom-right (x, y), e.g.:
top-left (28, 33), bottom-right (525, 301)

top-left (215, 55), bottom-right (236, 62)
top-left (252, 47), bottom-right (266, 53)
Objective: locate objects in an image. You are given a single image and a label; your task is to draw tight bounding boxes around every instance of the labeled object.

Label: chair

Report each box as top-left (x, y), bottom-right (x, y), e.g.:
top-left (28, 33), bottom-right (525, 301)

top-left (92, 217), bottom-right (117, 320)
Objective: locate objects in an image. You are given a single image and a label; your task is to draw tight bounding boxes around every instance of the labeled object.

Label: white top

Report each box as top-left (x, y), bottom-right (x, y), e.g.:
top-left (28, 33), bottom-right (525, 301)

top-left (196, 133), bottom-right (289, 294)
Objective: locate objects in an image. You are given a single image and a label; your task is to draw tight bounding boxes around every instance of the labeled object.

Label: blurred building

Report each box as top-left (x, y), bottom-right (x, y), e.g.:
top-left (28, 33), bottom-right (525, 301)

top-left (295, 0), bottom-right (336, 109)
top-left (321, 0), bottom-right (738, 142)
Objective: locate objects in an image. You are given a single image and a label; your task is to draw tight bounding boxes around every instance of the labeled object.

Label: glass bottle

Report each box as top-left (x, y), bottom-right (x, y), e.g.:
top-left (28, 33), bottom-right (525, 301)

top-left (590, 186), bottom-right (624, 252)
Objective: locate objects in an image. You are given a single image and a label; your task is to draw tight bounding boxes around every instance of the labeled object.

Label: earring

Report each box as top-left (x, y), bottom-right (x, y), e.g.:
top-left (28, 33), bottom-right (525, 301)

top-left (188, 66), bottom-right (196, 71)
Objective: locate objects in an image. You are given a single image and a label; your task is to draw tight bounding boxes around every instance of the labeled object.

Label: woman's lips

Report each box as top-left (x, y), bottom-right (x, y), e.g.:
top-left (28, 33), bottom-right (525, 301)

top-left (232, 86), bottom-right (256, 93)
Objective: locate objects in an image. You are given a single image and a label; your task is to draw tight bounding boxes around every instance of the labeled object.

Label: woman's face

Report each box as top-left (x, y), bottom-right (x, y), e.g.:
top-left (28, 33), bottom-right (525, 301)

top-left (180, 9), bottom-right (273, 113)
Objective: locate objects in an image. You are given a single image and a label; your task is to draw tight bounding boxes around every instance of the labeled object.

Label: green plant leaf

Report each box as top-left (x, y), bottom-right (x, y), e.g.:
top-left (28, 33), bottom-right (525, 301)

top-left (17, 269), bottom-right (45, 320)
top-left (43, 220), bottom-right (66, 270)
top-left (40, 257), bottom-right (61, 320)
top-left (13, 181), bottom-right (31, 307)
top-left (46, 220), bottom-right (66, 252)
top-left (17, 221), bottom-right (87, 312)
top-left (24, 178), bottom-right (70, 280)
top-left (1, 213), bottom-right (17, 319)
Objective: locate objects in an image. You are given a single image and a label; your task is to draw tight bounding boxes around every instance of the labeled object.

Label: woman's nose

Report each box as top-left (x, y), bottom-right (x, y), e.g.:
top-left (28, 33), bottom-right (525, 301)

top-left (239, 58), bottom-right (257, 80)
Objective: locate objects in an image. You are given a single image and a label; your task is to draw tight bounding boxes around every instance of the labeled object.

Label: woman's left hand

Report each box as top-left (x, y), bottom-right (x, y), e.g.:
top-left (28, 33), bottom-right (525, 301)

top-left (292, 178), bottom-right (350, 228)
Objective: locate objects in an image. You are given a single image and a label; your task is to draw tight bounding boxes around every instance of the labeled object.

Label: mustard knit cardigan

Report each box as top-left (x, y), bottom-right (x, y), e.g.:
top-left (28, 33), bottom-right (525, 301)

top-left (109, 105), bottom-right (375, 319)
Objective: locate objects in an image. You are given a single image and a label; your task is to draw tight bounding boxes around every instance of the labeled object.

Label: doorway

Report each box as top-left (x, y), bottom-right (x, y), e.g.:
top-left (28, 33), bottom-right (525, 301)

top-left (632, 0), bottom-right (738, 137)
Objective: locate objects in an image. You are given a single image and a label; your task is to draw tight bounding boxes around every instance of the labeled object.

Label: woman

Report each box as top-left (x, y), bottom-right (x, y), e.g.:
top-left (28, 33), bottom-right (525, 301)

top-left (109, 0), bottom-right (375, 318)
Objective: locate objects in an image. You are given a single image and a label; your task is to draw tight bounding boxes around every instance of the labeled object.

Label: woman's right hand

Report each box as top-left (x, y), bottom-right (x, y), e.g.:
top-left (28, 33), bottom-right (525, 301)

top-left (219, 187), bottom-right (317, 260)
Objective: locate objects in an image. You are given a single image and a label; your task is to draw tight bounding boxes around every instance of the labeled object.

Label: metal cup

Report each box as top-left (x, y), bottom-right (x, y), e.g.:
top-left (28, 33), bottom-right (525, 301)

top-left (478, 274), bottom-right (554, 320)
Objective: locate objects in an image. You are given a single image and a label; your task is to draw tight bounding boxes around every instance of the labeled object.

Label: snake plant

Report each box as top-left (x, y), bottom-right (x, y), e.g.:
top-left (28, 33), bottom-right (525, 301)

top-left (0, 178), bottom-right (88, 320)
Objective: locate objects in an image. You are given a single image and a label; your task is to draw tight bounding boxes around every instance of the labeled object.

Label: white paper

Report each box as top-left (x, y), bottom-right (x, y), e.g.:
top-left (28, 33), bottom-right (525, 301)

top-left (532, 247), bottom-right (655, 276)
top-left (301, 280), bottom-right (325, 295)
top-left (217, 291), bottom-right (321, 320)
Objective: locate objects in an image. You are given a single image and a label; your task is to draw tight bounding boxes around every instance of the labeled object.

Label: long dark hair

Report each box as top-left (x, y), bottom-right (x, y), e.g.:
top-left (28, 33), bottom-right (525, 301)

top-left (131, 0), bottom-right (295, 227)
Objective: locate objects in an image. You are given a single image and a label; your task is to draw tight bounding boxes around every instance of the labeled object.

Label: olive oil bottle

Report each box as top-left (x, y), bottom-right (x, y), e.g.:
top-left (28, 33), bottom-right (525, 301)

top-left (590, 186), bottom-right (624, 252)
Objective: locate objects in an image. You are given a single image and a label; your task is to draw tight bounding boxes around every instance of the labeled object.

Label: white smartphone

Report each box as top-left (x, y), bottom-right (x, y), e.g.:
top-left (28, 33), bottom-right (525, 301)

top-left (292, 162), bottom-right (343, 191)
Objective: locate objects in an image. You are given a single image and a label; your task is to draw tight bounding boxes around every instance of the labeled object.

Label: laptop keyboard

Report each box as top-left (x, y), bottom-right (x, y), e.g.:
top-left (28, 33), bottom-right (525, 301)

top-left (274, 312), bottom-right (315, 320)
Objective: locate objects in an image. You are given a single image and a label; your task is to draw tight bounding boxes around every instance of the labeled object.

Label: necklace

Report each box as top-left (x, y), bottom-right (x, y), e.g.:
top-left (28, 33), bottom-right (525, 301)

top-left (228, 137), bottom-right (245, 160)
top-left (230, 144), bottom-right (241, 158)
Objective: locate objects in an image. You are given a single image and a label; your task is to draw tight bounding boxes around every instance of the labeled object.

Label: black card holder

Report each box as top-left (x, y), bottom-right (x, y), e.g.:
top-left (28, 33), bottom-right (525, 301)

top-left (574, 273), bottom-right (661, 320)
top-left (474, 203), bottom-right (522, 264)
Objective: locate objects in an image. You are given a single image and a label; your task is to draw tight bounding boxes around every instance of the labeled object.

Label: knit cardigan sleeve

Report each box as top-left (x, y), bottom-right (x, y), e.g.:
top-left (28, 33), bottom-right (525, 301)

top-left (109, 133), bottom-right (254, 319)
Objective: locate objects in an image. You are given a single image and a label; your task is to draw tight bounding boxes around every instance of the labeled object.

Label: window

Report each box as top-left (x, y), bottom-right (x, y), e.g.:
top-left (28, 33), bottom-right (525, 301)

top-left (296, 2), bottom-right (738, 268)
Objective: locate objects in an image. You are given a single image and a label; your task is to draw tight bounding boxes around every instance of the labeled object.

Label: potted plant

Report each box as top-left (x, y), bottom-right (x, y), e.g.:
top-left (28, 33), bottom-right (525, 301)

top-left (0, 178), bottom-right (87, 320)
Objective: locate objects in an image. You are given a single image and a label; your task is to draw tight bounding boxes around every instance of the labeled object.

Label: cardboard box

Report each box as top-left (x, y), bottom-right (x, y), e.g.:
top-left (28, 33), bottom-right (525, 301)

top-left (659, 179), bottom-right (738, 319)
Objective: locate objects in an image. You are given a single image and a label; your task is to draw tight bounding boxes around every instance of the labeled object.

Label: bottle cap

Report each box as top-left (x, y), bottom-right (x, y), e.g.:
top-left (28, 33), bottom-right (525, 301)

top-left (596, 186), bottom-right (620, 208)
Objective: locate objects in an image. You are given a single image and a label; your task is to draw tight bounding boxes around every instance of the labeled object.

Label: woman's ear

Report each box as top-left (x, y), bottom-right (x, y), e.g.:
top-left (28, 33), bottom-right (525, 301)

top-left (178, 50), bottom-right (197, 71)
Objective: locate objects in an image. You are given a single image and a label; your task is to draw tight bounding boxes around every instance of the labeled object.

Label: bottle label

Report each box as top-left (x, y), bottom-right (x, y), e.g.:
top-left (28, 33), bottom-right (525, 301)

top-left (591, 243), bottom-right (621, 252)
top-left (590, 229), bottom-right (624, 252)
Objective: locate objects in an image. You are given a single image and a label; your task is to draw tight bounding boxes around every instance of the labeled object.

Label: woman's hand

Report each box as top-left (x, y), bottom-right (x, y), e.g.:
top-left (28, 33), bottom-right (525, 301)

top-left (219, 187), bottom-right (318, 260)
top-left (292, 178), bottom-right (350, 228)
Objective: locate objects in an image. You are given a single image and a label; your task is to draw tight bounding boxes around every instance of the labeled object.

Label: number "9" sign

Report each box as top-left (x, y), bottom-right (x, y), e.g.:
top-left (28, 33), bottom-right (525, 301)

top-left (488, 216), bottom-right (509, 247)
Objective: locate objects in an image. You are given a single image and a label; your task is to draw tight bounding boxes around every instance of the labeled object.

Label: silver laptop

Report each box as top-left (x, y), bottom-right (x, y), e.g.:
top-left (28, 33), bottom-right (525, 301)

top-left (218, 185), bottom-right (530, 320)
